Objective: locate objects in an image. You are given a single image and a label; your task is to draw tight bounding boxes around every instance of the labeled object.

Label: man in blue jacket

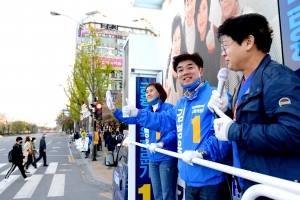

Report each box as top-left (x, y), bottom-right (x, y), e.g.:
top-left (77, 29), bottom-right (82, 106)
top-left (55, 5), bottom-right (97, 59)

top-left (36, 133), bottom-right (48, 166)
top-left (123, 53), bottom-right (232, 200)
top-left (209, 13), bottom-right (300, 196)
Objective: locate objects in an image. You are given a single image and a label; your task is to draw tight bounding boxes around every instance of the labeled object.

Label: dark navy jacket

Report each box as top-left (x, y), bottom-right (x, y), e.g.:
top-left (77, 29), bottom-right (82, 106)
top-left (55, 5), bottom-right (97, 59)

top-left (228, 54), bottom-right (300, 190)
top-left (12, 143), bottom-right (24, 164)
top-left (39, 137), bottom-right (46, 152)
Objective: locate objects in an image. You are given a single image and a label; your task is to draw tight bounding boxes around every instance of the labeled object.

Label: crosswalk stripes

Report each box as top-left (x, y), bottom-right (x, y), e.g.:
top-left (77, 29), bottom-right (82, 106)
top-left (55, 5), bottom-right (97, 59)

top-left (45, 162), bottom-right (58, 174)
top-left (0, 164), bottom-right (16, 175)
top-left (48, 174), bottom-right (65, 197)
top-left (0, 163), bottom-right (42, 176)
top-left (28, 163), bottom-right (42, 174)
top-left (0, 175), bottom-right (20, 194)
top-left (0, 162), bottom-right (67, 198)
top-left (13, 175), bottom-right (43, 199)
top-left (0, 163), bottom-right (8, 169)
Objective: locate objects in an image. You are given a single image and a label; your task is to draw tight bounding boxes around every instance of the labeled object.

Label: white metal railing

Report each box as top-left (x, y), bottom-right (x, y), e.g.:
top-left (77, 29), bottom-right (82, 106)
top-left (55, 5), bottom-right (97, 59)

top-left (129, 141), bottom-right (300, 200)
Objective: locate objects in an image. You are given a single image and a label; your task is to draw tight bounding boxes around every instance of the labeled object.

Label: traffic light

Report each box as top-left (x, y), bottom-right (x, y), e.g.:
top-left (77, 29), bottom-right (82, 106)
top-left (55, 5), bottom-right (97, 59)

top-left (95, 102), bottom-right (102, 120)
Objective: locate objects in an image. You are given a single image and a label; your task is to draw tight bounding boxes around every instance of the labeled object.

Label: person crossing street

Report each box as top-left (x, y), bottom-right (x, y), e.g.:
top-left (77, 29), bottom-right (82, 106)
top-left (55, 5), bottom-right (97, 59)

top-left (36, 133), bottom-right (48, 166)
top-left (4, 137), bottom-right (31, 182)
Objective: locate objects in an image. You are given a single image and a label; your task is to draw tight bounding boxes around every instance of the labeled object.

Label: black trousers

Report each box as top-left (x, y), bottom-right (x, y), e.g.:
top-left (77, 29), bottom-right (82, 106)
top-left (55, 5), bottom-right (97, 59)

top-left (36, 151), bottom-right (47, 165)
top-left (5, 162), bottom-right (27, 179)
top-left (31, 154), bottom-right (37, 168)
top-left (24, 154), bottom-right (33, 169)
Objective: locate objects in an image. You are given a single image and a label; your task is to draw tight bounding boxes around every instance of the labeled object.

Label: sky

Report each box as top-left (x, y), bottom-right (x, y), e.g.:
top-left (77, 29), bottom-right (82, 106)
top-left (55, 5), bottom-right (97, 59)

top-left (0, 0), bottom-right (163, 127)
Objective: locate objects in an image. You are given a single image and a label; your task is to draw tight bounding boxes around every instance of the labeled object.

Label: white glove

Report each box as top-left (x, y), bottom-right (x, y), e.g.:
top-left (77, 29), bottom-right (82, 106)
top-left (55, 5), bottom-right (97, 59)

top-left (182, 150), bottom-right (203, 166)
top-left (148, 143), bottom-right (163, 154)
top-left (208, 89), bottom-right (228, 113)
top-left (122, 98), bottom-right (139, 117)
top-left (106, 90), bottom-right (115, 110)
top-left (213, 112), bottom-right (234, 141)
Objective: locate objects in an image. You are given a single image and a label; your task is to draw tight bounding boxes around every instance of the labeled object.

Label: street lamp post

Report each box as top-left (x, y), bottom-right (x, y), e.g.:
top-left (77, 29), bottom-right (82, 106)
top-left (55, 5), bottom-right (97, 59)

top-left (61, 109), bottom-right (68, 133)
top-left (51, 11), bottom-right (102, 161)
top-left (85, 11), bottom-right (99, 161)
top-left (50, 12), bottom-right (83, 28)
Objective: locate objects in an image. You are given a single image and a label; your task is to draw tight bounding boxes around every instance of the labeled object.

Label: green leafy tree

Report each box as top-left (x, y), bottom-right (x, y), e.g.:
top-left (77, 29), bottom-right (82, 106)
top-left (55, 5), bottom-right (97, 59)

top-left (56, 112), bottom-right (74, 131)
top-left (64, 24), bottom-right (114, 123)
top-left (0, 113), bottom-right (7, 134)
top-left (11, 120), bottom-right (25, 133)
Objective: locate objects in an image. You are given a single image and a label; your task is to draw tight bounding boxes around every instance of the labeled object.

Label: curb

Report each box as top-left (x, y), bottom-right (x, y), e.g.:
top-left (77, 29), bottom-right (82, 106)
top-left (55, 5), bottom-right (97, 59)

top-left (73, 145), bottom-right (113, 192)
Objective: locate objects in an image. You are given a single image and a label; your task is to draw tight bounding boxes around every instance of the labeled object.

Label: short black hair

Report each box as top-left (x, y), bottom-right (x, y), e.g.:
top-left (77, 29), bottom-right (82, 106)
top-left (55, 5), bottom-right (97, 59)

top-left (16, 137), bottom-right (23, 142)
top-left (173, 52), bottom-right (204, 72)
top-left (218, 13), bottom-right (273, 53)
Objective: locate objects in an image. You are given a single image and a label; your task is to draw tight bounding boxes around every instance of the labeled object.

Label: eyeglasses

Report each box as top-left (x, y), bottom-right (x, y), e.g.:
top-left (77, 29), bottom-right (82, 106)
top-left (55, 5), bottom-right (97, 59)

top-left (220, 40), bottom-right (234, 54)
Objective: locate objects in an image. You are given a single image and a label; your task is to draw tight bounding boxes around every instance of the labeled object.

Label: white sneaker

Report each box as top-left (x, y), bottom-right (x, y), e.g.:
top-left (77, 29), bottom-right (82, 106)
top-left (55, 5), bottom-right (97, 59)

top-left (4, 178), bottom-right (11, 182)
top-left (24, 177), bottom-right (31, 182)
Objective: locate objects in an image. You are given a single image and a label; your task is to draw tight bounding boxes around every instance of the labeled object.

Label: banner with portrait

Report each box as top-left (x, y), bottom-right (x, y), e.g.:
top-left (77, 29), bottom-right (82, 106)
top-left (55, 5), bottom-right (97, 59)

top-left (76, 137), bottom-right (89, 152)
top-left (161, 0), bottom-right (283, 103)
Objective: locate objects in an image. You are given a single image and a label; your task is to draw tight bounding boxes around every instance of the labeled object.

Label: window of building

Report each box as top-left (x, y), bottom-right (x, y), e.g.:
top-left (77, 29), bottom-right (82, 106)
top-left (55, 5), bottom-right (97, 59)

top-left (82, 37), bottom-right (91, 43)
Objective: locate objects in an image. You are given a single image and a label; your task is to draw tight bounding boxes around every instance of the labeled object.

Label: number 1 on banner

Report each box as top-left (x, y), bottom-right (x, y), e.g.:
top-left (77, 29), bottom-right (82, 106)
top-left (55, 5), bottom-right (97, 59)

top-left (191, 116), bottom-right (200, 143)
top-left (138, 184), bottom-right (151, 200)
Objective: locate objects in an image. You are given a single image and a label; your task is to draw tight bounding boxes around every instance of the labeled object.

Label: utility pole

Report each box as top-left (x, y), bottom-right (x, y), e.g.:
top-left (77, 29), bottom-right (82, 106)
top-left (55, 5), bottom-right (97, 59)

top-left (89, 12), bottom-right (97, 161)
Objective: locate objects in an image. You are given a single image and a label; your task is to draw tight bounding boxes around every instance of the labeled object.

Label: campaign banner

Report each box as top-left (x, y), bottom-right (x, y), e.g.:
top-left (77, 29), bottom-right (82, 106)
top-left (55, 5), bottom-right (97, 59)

top-left (278, 0), bottom-right (300, 76)
top-left (76, 137), bottom-right (89, 152)
top-left (135, 77), bottom-right (155, 200)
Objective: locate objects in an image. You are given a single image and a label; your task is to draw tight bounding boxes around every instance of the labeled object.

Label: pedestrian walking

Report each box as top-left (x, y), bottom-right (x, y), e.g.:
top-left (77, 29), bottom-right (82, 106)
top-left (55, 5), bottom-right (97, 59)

top-left (105, 132), bottom-right (117, 154)
top-left (97, 134), bottom-right (102, 151)
top-left (30, 137), bottom-right (37, 168)
top-left (4, 137), bottom-right (31, 182)
top-left (23, 136), bottom-right (33, 173)
top-left (68, 135), bottom-right (73, 148)
top-left (103, 130), bottom-right (109, 147)
top-left (85, 131), bottom-right (92, 158)
top-left (74, 131), bottom-right (79, 142)
top-left (115, 131), bottom-right (124, 152)
top-left (36, 133), bottom-right (48, 166)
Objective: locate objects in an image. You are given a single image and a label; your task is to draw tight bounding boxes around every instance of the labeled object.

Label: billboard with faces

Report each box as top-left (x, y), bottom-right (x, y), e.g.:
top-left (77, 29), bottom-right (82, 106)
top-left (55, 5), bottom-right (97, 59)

top-left (161, 0), bottom-right (283, 103)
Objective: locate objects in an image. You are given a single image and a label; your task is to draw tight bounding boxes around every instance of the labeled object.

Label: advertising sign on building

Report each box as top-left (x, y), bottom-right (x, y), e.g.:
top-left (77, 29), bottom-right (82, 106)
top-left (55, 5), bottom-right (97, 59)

top-left (99, 57), bottom-right (123, 68)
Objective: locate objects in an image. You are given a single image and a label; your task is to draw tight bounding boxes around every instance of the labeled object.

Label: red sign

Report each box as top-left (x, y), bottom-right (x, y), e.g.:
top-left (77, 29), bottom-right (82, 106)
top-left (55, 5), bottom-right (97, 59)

top-left (99, 58), bottom-right (122, 68)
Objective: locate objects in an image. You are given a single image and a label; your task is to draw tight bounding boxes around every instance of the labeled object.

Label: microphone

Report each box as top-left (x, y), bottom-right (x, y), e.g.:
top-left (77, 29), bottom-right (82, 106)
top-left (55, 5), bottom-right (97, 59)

top-left (217, 68), bottom-right (229, 97)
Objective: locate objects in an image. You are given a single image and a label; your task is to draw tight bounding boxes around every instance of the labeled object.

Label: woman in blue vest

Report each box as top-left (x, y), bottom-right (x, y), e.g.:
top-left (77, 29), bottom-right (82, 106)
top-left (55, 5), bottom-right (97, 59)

top-left (106, 84), bottom-right (178, 200)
